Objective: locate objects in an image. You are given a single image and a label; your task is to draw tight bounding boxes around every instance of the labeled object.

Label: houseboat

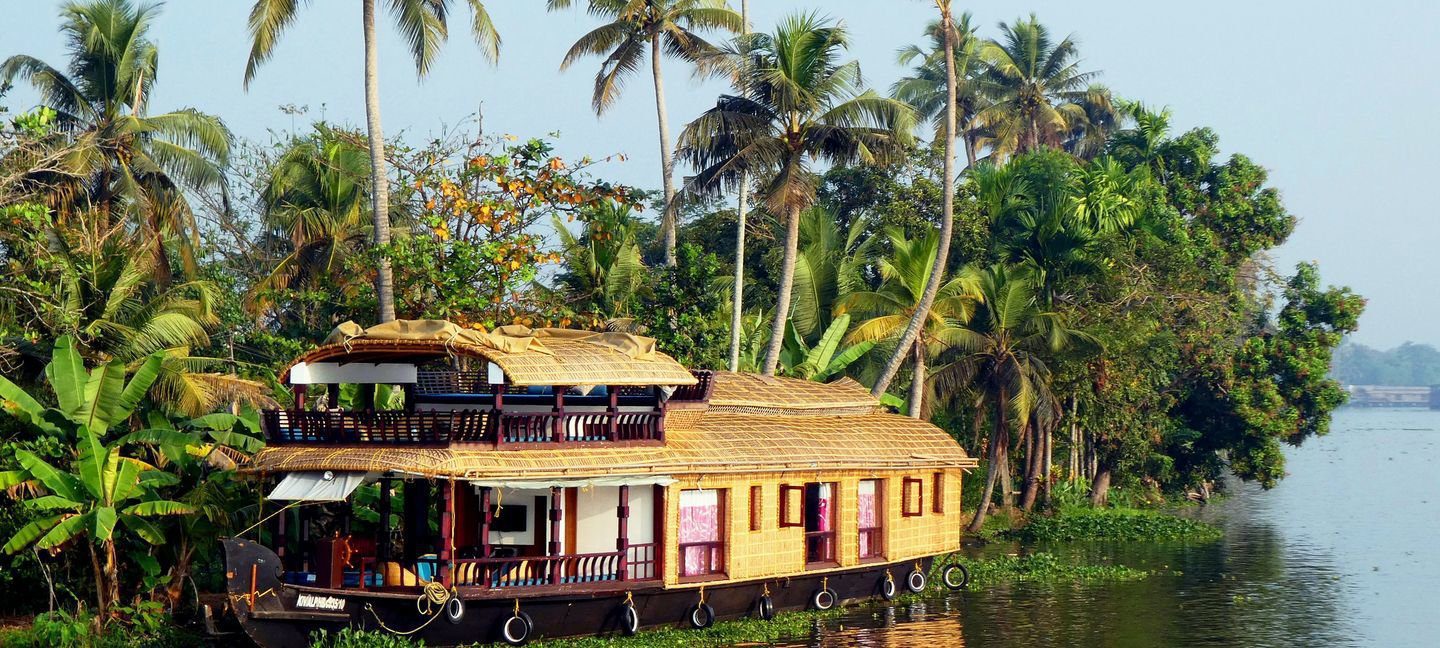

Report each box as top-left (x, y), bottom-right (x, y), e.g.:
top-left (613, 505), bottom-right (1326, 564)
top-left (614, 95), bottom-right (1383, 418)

top-left (221, 320), bottom-right (977, 646)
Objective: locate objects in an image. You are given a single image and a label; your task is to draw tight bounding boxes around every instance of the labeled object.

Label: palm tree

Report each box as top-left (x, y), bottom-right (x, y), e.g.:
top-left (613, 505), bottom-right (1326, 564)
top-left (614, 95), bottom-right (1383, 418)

top-left (677, 12), bottom-right (914, 376)
top-left (552, 200), bottom-right (646, 318)
top-left (0, 0), bottom-right (232, 280)
top-left (869, 0), bottom-right (962, 404)
top-left (790, 206), bottom-right (871, 343)
top-left (927, 264), bottom-right (1086, 531)
top-left (244, 0), bottom-right (501, 324)
top-left (892, 10), bottom-right (985, 166)
top-left (841, 228), bottom-right (977, 418)
top-left (977, 14), bottom-right (1099, 160)
top-left (549, 0), bottom-right (742, 268)
top-left (727, 0), bottom-right (751, 372)
top-left (251, 126), bottom-right (375, 322)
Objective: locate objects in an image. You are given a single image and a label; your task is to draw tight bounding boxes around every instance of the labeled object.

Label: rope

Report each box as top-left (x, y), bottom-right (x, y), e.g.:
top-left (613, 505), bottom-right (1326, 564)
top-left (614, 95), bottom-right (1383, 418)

top-left (363, 582), bottom-right (457, 636)
top-left (623, 591), bottom-right (635, 606)
top-left (237, 500), bottom-right (307, 539)
top-left (697, 585), bottom-right (706, 607)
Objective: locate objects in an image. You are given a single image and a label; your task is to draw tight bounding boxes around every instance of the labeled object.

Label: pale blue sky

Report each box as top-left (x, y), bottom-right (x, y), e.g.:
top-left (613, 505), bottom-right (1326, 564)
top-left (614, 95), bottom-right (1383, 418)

top-left (3, 0), bottom-right (1437, 348)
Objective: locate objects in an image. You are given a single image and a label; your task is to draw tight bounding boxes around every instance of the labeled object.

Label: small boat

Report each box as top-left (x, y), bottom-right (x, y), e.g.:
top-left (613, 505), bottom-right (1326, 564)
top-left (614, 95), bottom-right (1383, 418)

top-left (221, 320), bottom-right (976, 646)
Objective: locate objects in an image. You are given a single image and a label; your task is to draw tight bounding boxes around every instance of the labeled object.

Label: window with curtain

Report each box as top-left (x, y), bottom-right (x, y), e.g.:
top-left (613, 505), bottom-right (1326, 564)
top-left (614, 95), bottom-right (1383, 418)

top-left (858, 479), bottom-right (884, 559)
top-left (679, 489), bottom-right (725, 577)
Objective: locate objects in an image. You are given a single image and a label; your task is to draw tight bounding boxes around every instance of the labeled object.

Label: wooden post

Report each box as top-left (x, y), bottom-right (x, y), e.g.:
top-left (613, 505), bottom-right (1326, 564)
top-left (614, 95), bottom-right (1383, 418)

top-left (549, 486), bottom-right (562, 585)
top-left (653, 484), bottom-right (665, 581)
top-left (608, 387), bottom-right (620, 441)
top-left (377, 478), bottom-right (392, 561)
top-left (359, 384), bottom-right (376, 411)
top-left (480, 487), bottom-right (493, 558)
top-left (617, 485), bottom-right (630, 581)
top-left (439, 480), bottom-right (454, 587)
top-left (276, 505), bottom-right (288, 564)
top-left (293, 384), bottom-right (308, 410)
top-left (552, 387), bottom-right (567, 443)
top-left (493, 383), bottom-right (506, 446)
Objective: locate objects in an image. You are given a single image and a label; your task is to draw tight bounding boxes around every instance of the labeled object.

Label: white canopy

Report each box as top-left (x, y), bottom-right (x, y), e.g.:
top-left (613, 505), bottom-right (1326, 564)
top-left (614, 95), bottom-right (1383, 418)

top-left (267, 471), bottom-right (368, 502)
top-left (466, 475), bottom-right (675, 490)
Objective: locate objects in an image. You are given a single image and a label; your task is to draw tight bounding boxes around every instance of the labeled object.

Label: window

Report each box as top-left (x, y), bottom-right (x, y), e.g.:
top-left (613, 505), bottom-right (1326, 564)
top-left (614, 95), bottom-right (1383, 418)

top-left (803, 483), bottom-right (837, 565)
top-left (678, 489), bottom-right (725, 577)
top-left (779, 485), bottom-right (804, 528)
top-left (858, 479), bottom-right (884, 559)
top-left (932, 472), bottom-right (945, 514)
top-left (749, 485), bottom-right (763, 531)
top-left (901, 477), bottom-right (924, 517)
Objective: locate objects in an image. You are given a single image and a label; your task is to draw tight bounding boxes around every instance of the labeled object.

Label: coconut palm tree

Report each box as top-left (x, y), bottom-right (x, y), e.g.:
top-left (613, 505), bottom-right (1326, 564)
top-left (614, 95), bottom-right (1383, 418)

top-left (0, 0), bottom-right (232, 281)
top-left (976, 14), bottom-right (1099, 160)
top-left (244, 0), bottom-right (501, 324)
top-left (789, 206), bottom-right (872, 343)
top-left (891, 10), bottom-right (986, 166)
top-left (840, 228), bottom-right (977, 418)
top-left (928, 264), bottom-right (1087, 531)
top-left (549, 0), bottom-right (742, 268)
top-left (250, 126), bottom-right (375, 321)
top-left (552, 200), bottom-right (646, 317)
top-left (677, 12), bottom-right (914, 376)
top-left (868, 1), bottom-right (963, 404)
top-left (726, 0), bottom-right (751, 372)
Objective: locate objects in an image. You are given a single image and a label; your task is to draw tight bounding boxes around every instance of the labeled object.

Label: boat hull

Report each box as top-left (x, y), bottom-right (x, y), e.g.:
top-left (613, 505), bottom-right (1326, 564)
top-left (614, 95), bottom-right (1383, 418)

top-left (223, 538), bottom-right (935, 647)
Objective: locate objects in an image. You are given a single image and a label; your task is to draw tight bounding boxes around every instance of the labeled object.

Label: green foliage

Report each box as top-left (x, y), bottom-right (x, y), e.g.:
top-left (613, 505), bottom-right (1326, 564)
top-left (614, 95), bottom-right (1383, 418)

top-left (0, 606), bottom-right (192, 648)
top-left (778, 314), bottom-right (873, 382)
top-left (633, 244), bottom-right (728, 369)
top-left (310, 628), bottom-right (426, 648)
top-left (935, 552), bottom-right (1151, 586)
top-left (1005, 507), bottom-right (1222, 543)
top-left (1331, 340), bottom-right (1440, 386)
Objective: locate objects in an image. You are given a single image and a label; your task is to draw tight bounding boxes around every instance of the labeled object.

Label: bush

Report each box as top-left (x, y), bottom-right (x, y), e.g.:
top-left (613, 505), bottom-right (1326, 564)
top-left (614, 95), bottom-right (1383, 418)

top-left (1006, 506), bottom-right (1222, 543)
top-left (309, 628), bottom-right (424, 648)
top-left (0, 607), bottom-right (192, 648)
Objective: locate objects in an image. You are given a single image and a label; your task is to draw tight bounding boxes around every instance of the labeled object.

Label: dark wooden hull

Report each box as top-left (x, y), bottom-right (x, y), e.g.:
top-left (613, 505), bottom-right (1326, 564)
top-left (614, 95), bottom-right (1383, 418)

top-left (222, 538), bottom-right (935, 647)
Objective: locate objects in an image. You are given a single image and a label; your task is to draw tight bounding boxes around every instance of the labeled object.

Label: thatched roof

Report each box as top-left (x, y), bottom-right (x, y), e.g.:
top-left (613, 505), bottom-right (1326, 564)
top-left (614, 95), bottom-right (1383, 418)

top-left (707, 372), bottom-right (882, 416)
top-left (280, 320), bottom-right (697, 387)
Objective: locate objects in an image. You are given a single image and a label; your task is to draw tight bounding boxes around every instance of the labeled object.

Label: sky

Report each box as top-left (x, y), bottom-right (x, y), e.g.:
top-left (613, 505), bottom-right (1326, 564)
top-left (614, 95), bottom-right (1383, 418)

top-left (2, 0), bottom-right (1437, 349)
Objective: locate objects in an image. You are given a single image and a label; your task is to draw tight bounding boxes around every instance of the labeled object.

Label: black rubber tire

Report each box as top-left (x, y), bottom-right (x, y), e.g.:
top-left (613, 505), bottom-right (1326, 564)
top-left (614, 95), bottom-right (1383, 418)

top-left (757, 595), bottom-right (775, 621)
top-left (906, 569), bottom-right (927, 593)
top-left (444, 597), bottom-right (464, 624)
top-left (879, 575), bottom-right (898, 601)
top-left (942, 564), bottom-right (970, 591)
top-left (621, 604), bottom-right (640, 636)
top-left (500, 612), bottom-right (532, 646)
top-left (811, 588), bottom-right (838, 611)
top-left (688, 603), bottom-right (715, 629)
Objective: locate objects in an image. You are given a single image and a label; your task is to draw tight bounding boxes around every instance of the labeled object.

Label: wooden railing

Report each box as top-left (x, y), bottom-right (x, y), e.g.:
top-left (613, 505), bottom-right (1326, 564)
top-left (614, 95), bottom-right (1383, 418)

top-left (262, 409), bottom-right (664, 446)
top-left (678, 541), bottom-right (725, 578)
top-left (261, 410), bottom-right (489, 446)
top-left (626, 542), bottom-right (658, 580)
top-left (412, 369), bottom-right (714, 403)
top-left (451, 550), bottom-right (625, 588)
top-left (671, 370), bottom-right (714, 402)
top-left (354, 556), bottom-right (444, 589)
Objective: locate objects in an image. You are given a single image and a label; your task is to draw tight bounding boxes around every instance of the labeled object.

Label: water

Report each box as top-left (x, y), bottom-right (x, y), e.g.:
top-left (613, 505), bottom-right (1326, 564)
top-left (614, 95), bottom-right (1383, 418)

top-left (776, 409), bottom-right (1440, 648)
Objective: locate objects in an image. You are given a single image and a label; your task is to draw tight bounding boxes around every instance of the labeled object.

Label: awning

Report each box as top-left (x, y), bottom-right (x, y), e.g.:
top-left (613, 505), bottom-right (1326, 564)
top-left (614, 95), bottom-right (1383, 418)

top-left (465, 475), bottom-right (676, 490)
top-left (267, 471), bottom-right (367, 502)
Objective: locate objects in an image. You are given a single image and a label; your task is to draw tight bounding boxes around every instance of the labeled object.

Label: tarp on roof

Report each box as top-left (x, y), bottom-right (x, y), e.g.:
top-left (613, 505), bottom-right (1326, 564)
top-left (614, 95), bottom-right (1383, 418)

top-left (266, 471), bottom-right (367, 502)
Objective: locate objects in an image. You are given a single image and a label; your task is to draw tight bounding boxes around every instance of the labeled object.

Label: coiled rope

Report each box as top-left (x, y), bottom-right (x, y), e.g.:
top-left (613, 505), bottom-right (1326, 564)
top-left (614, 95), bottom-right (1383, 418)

top-left (364, 582), bottom-right (457, 636)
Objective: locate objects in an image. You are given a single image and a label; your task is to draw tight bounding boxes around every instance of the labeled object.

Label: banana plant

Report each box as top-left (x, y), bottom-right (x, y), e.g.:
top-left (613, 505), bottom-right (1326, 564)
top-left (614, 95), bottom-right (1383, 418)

top-left (0, 335), bottom-right (163, 439)
top-left (0, 428), bottom-right (194, 615)
top-left (779, 314), bottom-right (875, 382)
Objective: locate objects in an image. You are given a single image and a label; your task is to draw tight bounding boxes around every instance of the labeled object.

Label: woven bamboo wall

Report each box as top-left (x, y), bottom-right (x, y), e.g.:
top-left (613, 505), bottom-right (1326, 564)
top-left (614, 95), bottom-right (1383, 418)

top-left (660, 467), bottom-right (965, 587)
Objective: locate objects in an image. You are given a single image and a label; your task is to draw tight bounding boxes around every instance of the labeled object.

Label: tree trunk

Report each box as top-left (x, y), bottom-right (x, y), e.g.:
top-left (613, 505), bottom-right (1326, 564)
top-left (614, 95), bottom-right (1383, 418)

top-left (103, 539), bottom-right (120, 616)
top-left (966, 422), bottom-right (1002, 533)
top-left (88, 542), bottom-right (109, 616)
top-left (907, 338), bottom-right (926, 419)
top-left (998, 423), bottom-right (1014, 509)
top-left (1020, 421), bottom-right (1041, 511)
top-left (363, 0), bottom-right (396, 322)
top-left (728, 173), bottom-right (748, 372)
top-left (1041, 418), bottom-right (1054, 508)
top-left (165, 542), bottom-right (195, 609)
top-left (1089, 467), bottom-right (1112, 507)
top-left (760, 204), bottom-right (801, 376)
top-left (868, 5), bottom-right (958, 400)
top-left (652, 33), bottom-right (679, 267)
top-left (726, 0), bottom-right (750, 372)
top-left (963, 131), bottom-right (977, 168)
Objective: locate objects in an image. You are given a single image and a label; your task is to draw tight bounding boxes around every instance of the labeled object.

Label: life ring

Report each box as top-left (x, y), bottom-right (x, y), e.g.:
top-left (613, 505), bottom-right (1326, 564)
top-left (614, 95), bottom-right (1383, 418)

top-left (879, 574), bottom-right (897, 600)
top-left (757, 594), bottom-right (775, 620)
top-left (499, 611), bottom-right (534, 646)
top-left (688, 602), bottom-right (715, 629)
top-left (942, 564), bottom-right (970, 590)
top-left (444, 597), bottom-right (464, 624)
top-left (620, 603), bottom-right (640, 636)
top-left (906, 568), bottom-right (927, 593)
top-left (811, 587), bottom-right (838, 611)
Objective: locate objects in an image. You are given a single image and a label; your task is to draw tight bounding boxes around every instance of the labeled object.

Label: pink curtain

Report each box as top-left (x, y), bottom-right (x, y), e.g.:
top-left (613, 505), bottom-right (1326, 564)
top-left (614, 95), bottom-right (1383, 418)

top-left (816, 484), bottom-right (833, 532)
top-left (679, 490), bottom-right (719, 575)
top-left (858, 482), bottom-right (877, 556)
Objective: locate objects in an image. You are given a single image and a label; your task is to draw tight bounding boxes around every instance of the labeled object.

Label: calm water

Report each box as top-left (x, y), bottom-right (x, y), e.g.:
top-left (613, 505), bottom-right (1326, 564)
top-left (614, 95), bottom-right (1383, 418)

top-left (777, 408), bottom-right (1440, 648)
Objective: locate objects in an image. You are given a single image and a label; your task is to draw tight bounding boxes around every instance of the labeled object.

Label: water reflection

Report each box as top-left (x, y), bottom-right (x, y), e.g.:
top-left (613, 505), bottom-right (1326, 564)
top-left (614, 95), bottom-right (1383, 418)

top-left (773, 410), bottom-right (1438, 648)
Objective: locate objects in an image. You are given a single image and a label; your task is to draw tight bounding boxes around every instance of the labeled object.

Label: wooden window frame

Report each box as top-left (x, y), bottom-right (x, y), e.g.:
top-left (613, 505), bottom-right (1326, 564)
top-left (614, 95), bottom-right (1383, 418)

top-left (858, 478), bottom-right (885, 561)
top-left (677, 489), bottom-right (727, 580)
top-left (749, 485), bottom-right (763, 531)
top-left (901, 477), bottom-right (924, 517)
top-left (778, 484), bottom-right (804, 528)
top-left (932, 472), bottom-right (945, 514)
